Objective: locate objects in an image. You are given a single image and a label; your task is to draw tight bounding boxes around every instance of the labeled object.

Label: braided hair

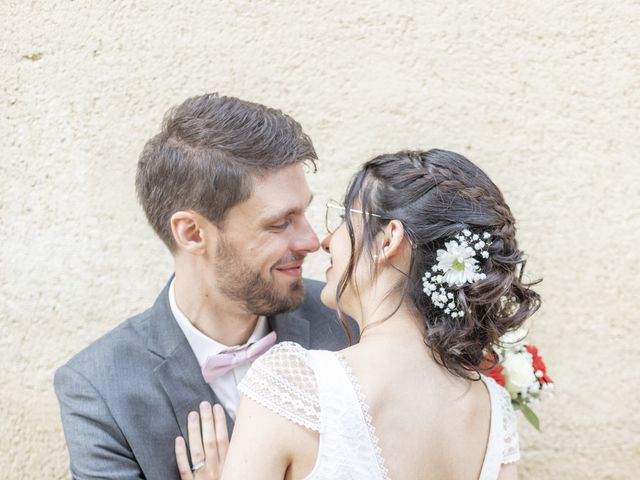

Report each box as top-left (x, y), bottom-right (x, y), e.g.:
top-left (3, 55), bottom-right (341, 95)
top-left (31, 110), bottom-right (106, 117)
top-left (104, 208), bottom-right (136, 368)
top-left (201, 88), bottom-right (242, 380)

top-left (336, 149), bottom-right (541, 380)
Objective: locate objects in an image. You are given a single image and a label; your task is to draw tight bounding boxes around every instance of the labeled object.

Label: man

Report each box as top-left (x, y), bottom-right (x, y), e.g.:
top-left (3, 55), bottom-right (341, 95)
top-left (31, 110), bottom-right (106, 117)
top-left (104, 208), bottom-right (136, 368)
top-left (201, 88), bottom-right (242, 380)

top-left (54, 93), bottom-right (355, 479)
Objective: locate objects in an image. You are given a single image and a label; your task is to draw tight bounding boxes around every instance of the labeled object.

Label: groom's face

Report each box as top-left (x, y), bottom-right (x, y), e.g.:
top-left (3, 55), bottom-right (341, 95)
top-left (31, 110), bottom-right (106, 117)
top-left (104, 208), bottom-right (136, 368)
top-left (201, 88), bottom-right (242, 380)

top-left (210, 164), bottom-right (320, 316)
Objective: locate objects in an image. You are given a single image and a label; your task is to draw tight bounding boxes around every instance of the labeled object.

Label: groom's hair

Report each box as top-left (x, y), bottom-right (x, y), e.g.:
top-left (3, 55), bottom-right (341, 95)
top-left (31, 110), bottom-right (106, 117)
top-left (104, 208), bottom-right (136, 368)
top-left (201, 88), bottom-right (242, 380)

top-left (135, 93), bottom-right (317, 251)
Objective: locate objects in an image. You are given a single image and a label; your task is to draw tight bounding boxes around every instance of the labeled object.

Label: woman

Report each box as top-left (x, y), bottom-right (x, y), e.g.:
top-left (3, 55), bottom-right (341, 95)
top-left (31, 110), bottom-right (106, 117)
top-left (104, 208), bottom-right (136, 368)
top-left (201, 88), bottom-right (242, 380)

top-left (175, 149), bottom-right (540, 479)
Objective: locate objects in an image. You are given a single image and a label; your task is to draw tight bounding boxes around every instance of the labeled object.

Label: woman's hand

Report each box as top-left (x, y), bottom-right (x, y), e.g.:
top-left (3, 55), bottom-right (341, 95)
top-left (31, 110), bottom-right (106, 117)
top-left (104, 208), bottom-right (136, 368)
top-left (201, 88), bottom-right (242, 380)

top-left (175, 402), bottom-right (229, 480)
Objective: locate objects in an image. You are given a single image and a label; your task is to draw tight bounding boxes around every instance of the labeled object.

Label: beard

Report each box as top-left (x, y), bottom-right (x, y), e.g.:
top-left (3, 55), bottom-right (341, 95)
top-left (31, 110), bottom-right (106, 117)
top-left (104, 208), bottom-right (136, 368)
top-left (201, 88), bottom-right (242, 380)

top-left (213, 237), bottom-right (306, 316)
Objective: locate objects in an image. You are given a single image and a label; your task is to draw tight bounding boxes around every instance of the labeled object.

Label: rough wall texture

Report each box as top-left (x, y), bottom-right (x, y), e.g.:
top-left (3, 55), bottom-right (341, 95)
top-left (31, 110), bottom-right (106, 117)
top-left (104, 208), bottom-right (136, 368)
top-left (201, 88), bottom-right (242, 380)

top-left (1, 1), bottom-right (639, 478)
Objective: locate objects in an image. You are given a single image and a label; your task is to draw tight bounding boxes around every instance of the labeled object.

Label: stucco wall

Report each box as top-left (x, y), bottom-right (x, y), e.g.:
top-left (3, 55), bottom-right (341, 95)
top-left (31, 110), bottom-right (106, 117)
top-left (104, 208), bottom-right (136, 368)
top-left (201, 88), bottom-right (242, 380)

top-left (1, 1), bottom-right (639, 478)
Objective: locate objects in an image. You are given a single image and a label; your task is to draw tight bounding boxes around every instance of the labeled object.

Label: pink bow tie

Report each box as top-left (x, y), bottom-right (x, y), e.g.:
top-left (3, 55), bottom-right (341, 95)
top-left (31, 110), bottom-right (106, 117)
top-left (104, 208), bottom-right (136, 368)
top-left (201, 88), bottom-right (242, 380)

top-left (201, 331), bottom-right (277, 382)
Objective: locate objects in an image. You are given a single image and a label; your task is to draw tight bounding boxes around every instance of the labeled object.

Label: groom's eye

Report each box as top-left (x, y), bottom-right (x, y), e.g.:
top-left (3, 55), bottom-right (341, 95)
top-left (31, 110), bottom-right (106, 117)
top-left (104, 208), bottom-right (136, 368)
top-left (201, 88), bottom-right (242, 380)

top-left (270, 219), bottom-right (291, 231)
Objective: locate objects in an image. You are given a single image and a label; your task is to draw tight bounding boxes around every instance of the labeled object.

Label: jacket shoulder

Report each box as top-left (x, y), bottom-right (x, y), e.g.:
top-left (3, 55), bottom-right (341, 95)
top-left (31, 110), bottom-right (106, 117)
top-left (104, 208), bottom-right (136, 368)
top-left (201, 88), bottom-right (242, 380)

top-left (57, 308), bottom-right (152, 379)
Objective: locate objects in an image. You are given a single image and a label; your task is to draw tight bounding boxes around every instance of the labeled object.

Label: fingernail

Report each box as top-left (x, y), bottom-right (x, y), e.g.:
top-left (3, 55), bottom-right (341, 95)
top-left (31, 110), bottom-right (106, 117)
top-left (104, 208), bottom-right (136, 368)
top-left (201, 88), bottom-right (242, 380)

top-left (189, 411), bottom-right (198, 421)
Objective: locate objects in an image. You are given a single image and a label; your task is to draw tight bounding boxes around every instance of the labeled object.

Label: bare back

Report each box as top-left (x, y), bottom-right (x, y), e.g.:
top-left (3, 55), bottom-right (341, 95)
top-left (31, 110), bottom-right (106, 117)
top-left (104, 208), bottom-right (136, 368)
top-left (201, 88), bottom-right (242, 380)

top-left (342, 341), bottom-right (492, 479)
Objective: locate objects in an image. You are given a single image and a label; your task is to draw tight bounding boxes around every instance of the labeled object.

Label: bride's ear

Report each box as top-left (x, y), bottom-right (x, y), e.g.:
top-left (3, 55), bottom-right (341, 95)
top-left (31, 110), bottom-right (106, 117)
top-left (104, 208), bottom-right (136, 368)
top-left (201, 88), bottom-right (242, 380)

top-left (377, 220), bottom-right (410, 262)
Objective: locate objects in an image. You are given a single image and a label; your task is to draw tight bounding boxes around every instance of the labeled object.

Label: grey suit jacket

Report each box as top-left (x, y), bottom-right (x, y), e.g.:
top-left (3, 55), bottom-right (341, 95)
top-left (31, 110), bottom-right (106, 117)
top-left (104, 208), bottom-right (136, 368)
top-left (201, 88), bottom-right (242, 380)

top-left (55, 277), bottom-right (356, 479)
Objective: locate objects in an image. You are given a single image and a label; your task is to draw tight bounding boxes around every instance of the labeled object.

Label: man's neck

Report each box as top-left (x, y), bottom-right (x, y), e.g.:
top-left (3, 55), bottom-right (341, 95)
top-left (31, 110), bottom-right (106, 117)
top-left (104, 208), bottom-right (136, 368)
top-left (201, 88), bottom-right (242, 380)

top-left (174, 274), bottom-right (260, 346)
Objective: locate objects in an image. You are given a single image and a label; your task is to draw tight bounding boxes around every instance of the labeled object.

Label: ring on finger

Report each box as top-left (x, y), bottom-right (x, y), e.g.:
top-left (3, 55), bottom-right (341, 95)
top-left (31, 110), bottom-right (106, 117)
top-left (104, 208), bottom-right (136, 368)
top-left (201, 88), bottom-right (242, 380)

top-left (191, 461), bottom-right (206, 473)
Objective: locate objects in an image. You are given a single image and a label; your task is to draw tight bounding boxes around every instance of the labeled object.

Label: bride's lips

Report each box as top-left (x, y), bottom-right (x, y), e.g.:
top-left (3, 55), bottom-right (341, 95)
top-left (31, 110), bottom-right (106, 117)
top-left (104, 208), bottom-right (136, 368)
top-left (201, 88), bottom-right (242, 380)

top-left (275, 262), bottom-right (303, 278)
top-left (325, 258), bottom-right (333, 273)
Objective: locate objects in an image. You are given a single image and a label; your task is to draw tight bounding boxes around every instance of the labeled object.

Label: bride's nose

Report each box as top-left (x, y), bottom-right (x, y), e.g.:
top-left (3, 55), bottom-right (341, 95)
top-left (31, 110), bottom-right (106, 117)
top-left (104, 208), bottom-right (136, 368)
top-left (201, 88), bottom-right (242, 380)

top-left (320, 234), bottom-right (331, 253)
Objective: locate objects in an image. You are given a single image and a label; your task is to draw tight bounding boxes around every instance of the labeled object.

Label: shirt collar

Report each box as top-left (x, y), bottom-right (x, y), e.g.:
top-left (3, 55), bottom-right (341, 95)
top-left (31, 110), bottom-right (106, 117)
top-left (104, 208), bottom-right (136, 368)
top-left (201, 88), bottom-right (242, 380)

top-left (169, 278), bottom-right (269, 367)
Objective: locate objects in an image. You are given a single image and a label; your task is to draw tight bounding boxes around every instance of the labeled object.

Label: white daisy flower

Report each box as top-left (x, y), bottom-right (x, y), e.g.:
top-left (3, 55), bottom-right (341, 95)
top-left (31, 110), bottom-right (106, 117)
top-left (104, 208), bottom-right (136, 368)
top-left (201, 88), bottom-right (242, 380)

top-left (436, 240), bottom-right (480, 287)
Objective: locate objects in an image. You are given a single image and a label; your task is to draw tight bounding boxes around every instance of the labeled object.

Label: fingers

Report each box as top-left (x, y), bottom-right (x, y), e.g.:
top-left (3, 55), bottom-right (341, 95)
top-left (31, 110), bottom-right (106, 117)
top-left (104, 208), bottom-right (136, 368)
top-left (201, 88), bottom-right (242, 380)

top-left (199, 402), bottom-right (218, 470)
top-left (177, 403), bottom-right (228, 479)
top-left (213, 404), bottom-right (229, 464)
top-left (187, 411), bottom-right (205, 471)
top-left (175, 436), bottom-right (194, 480)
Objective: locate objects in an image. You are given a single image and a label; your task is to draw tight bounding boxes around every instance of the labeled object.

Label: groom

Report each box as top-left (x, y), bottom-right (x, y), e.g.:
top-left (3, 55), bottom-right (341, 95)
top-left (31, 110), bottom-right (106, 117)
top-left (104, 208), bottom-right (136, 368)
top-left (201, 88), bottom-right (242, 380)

top-left (54, 93), bottom-right (355, 479)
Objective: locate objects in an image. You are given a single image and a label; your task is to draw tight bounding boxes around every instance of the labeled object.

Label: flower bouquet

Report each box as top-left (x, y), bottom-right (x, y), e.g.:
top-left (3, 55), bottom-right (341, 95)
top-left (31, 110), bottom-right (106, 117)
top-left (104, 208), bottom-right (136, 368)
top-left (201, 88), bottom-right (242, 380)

top-left (484, 328), bottom-right (554, 431)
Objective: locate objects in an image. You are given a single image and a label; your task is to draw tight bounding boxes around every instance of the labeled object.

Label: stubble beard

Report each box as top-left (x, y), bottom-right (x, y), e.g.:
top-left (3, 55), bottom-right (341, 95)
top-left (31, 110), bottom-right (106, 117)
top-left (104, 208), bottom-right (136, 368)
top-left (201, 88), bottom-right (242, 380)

top-left (214, 238), bottom-right (306, 316)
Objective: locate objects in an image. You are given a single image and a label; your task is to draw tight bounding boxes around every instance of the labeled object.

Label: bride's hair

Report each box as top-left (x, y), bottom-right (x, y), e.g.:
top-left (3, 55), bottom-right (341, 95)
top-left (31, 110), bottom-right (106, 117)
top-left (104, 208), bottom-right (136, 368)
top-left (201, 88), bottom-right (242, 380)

top-left (337, 149), bottom-right (541, 380)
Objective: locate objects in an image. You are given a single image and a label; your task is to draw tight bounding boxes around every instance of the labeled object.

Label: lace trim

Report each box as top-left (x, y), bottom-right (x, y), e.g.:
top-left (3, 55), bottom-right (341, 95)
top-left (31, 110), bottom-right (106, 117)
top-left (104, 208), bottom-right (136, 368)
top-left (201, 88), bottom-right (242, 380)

top-left (237, 342), bottom-right (321, 432)
top-left (480, 375), bottom-right (520, 472)
top-left (248, 360), bottom-right (320, 416)
top-left (502, 455), bottom-right (520, 465)
top-left (495, 380), bottom-right (520, 464)
top-left (238, 382), bottom-right (320, 432)
top-left (335, 353), bottom-right (391, 480)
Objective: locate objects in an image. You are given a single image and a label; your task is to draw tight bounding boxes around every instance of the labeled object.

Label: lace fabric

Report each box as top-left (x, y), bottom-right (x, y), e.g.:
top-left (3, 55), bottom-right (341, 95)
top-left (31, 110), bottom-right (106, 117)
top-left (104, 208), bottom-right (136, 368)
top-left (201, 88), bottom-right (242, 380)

top-left (478, 375), bottom-right (521, 480)
top-left (239, 342), bottom-right (520, 480)
top-left (496, 380), bottom-right (520, 463)
top-left (238, 342), bottom-right (320, 431)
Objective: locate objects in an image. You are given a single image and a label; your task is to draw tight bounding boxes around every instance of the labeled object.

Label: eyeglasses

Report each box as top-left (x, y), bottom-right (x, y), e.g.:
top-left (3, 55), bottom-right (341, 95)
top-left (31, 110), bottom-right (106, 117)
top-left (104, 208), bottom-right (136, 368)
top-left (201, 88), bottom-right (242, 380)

top-left (325, 199), bottom-right (382, 234)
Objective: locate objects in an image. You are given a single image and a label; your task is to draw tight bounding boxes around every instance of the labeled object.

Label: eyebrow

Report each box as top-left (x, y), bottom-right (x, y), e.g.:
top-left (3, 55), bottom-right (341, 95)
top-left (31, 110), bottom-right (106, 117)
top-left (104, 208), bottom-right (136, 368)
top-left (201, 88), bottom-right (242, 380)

top-left (261, 194), bottom-right (314, 226)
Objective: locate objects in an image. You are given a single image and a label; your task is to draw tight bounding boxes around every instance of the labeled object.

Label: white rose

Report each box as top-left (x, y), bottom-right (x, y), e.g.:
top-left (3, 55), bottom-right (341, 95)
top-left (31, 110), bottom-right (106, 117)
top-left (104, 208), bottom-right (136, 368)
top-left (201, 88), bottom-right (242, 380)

top-left (502, 353), bottom-right (536, 397)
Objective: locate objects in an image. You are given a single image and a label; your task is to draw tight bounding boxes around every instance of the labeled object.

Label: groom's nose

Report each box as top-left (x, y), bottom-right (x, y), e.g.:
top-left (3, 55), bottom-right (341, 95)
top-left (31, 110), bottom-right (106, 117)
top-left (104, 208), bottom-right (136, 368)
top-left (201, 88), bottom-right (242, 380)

top-left (291, 215), bottom-right (320, 254)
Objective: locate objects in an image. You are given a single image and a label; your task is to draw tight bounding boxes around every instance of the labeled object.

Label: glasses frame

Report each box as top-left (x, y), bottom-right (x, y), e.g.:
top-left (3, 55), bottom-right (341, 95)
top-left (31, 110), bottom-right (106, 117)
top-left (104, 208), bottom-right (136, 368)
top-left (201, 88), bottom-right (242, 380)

top-left (325, 199), bottom-right (382, 234)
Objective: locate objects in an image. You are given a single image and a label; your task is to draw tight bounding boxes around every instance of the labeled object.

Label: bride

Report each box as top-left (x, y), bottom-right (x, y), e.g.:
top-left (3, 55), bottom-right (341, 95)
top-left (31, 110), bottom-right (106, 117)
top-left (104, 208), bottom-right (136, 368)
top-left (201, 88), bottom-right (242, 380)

top-left (174, 149), bottom-right (540, 479)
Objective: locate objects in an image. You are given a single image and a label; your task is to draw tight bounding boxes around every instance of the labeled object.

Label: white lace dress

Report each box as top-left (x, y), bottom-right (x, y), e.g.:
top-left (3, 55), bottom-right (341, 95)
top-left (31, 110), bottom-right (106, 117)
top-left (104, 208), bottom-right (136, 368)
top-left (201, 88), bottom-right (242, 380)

top-left (238, 342), bottom-right (519, 480)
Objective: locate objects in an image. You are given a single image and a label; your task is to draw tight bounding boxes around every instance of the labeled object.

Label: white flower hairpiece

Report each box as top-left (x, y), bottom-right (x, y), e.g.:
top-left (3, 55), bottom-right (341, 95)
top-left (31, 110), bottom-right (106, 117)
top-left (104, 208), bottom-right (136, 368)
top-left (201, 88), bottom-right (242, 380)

top-left (422, 230), bottom-right (492, 319)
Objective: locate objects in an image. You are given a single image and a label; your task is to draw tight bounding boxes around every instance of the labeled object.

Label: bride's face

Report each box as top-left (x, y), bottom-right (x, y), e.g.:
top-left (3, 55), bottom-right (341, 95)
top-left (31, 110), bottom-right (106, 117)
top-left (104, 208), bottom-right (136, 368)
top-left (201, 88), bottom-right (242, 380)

top-left (320, 206), bottom-right (374, 317)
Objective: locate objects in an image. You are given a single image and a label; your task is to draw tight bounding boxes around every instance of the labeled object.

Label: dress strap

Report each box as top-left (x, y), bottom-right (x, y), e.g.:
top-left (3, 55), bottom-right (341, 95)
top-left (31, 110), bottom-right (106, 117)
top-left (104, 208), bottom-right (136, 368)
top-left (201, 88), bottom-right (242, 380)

top-left (478, 376), bottom-right (521, 480)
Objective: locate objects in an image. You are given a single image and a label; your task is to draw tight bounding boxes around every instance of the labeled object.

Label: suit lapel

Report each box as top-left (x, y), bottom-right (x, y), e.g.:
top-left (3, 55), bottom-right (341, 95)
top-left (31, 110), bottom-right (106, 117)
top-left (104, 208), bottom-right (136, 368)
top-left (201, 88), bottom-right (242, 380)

top-left (154, 339), bottom-right (234, 440)
top-left (147, 278), bottom-right (234, 439)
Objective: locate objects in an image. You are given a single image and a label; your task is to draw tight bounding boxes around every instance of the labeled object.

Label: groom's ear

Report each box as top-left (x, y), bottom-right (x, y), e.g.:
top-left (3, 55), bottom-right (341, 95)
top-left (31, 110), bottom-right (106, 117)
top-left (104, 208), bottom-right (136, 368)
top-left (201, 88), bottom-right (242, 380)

top-left (170, 211), bottom-right (213, 255)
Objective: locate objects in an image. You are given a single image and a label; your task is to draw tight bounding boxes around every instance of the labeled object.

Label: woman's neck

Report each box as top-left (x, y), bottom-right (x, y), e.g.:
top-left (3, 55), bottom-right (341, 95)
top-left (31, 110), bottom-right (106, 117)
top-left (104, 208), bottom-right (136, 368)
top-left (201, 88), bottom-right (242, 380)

top-left (357, 302), bottom-right (425, 345)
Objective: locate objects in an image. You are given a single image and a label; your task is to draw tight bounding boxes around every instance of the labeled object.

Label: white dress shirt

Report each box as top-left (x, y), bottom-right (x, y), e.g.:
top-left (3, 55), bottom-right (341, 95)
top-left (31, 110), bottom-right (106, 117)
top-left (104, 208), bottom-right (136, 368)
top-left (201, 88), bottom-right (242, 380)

top-left (169, 278), bottom-right (270, 420)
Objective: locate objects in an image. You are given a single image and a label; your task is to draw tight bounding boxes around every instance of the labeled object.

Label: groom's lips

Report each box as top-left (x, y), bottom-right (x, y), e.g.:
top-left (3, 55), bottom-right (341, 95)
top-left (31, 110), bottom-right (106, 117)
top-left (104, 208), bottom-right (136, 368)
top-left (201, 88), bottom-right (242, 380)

top-left (275, 262), bottom-right (303, 278)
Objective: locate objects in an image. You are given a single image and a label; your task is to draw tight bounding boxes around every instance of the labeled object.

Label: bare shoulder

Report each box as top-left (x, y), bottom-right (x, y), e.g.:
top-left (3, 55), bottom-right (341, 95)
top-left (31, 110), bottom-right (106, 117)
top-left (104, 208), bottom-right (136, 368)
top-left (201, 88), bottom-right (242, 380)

top-left (222, 395), bottom-right (319, 479)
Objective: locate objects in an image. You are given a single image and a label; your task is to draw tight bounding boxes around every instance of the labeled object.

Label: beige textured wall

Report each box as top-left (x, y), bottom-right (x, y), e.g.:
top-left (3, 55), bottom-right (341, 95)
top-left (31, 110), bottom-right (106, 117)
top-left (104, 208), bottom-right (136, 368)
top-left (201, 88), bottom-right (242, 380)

top-left (2, 1), bottom-right (639, 478)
